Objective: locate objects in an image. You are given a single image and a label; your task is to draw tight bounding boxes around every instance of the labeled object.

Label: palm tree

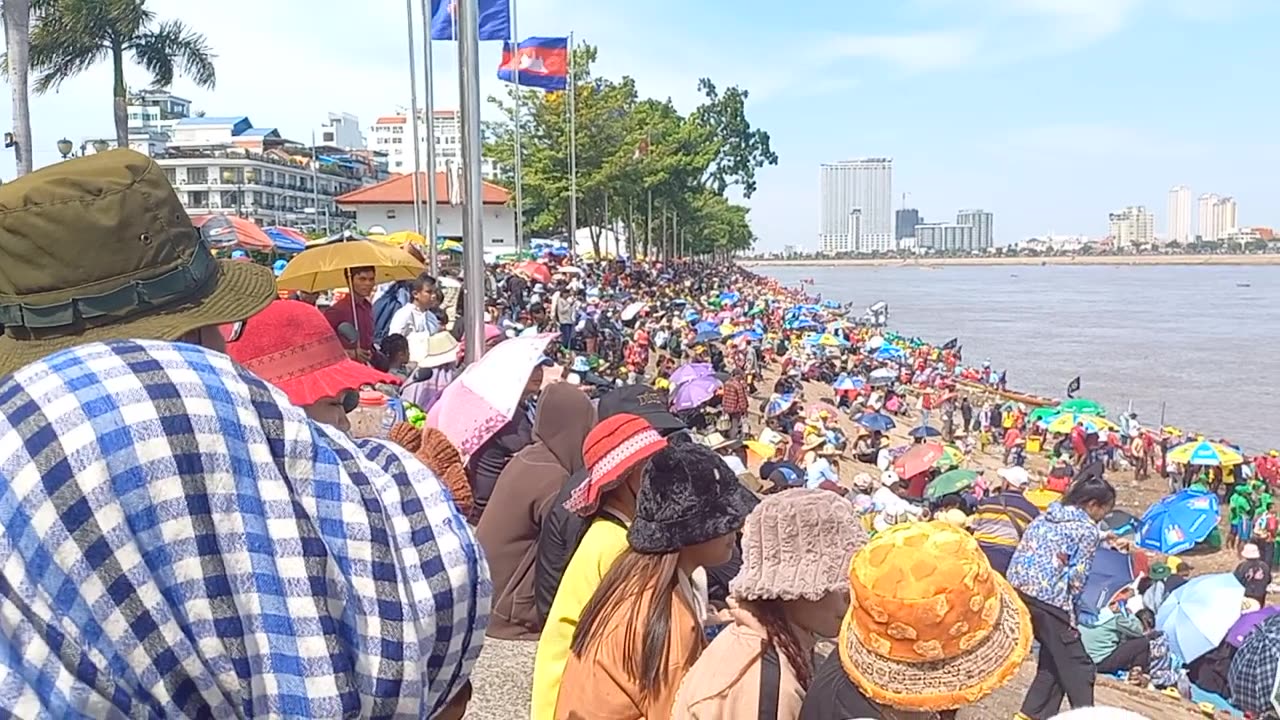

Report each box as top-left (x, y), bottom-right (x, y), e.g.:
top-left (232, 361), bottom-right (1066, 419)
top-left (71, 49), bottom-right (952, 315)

top-left (3, 0), bottom-right (33, 175)
top-left (28, 0), bottom-right (215, 147)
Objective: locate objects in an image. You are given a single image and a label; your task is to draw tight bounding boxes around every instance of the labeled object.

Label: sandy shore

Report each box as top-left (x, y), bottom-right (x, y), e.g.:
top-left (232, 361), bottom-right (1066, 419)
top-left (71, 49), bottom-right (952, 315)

top-left (741, 253), bottom-right (1278, 268)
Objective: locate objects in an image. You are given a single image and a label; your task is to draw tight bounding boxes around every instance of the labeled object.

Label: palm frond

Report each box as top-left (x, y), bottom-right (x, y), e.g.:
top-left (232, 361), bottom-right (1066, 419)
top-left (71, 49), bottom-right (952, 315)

top-left (130, 19), bottom-right (214, 90)
top-left (27, 0), bottom-right (107, 93)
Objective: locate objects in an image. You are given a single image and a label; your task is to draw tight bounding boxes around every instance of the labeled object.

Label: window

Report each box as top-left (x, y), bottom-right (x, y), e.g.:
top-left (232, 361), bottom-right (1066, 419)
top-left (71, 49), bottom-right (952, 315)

top-left (221, 191), bottom-right (239, 209)
top-left (386, 209), bottom-right (397, 219)
top-left (188, 191), bottom-right (208, 208)
top-left (244, 168), bottom-right (257, 184)
top-left (394, 161), bottom-right (404, 168)
top-left (163, 168), bottom-right (176, 185)
top-left (187, 167), bottom-right (208, 184)
top-left (220, 167), bottom-right (242, 184)
top-left (323, 132), bottom-right (335, 143)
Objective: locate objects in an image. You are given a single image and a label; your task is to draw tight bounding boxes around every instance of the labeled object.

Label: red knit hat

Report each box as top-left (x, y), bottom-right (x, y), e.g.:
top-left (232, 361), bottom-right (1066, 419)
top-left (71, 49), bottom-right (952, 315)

top-left (565, 413), bottom-right (667, 516)
top-left (226, 300), bottom-right (397, 407)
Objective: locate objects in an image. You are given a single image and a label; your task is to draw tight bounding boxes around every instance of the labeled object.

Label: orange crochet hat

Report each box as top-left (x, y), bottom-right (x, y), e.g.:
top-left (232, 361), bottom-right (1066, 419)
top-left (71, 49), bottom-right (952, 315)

top-left (839, 521), bottom-right (1031, 711)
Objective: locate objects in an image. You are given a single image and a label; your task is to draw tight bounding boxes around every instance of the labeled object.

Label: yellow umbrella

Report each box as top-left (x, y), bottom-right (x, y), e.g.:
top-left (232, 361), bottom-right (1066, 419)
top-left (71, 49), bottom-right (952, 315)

top-left (277, 240), bottom-right (424, 292)
top-left (368, 230), bottom-right (427, 247)
top-left (1045, 413), bottom-right (1117, 434)
top-left (1165, 440), bottom-right (1244, 467)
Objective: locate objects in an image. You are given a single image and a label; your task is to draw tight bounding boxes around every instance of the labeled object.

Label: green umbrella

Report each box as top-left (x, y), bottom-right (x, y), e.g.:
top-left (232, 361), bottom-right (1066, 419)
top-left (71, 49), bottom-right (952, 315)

top-left (925, 469), bottom-right (979, 500)
top-left (1028, 407), bottom-right (1059, 426)
top-left (1057, 398), bottom-right (1106, 416)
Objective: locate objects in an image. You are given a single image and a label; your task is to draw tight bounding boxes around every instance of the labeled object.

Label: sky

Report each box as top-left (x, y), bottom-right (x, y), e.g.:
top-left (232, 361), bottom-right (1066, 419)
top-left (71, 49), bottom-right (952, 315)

top-left (4, 0), bottom-right (1278, 250)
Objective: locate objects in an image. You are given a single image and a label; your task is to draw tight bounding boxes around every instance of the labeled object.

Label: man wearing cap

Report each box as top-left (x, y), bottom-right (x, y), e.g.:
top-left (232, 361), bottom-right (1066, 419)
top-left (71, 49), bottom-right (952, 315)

top-left (0, 150), bottom-right (276, 377)
top-left (969, 466), bottom-right (1041, 575)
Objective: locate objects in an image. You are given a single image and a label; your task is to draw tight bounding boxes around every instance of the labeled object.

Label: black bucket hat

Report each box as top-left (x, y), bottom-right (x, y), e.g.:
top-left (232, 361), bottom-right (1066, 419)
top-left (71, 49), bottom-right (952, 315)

top-left (629, 440), bottom-right (757, 554)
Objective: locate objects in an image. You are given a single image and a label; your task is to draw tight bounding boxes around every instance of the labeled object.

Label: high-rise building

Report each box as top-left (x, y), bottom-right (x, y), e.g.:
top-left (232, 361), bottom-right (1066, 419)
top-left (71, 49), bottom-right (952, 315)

top-left (1216, 196), bottom-right (1238, 237)
top-left (818, 158), bottom-right (893, 254)
top-left (313, 112), bottom-right (365, 150)
top-left (1107, 206), bottom-right (1155, 247)
top-left (956, 209), bottom-right (994, 248)
top-left (369, 109), bottom-right (499, 179)
top-left (1197, 193), bottom-right (1237, 242)
top-left (895, 208), bottom-right (920, 240)
top-left (1167, 185), bottom-right (1191, 244)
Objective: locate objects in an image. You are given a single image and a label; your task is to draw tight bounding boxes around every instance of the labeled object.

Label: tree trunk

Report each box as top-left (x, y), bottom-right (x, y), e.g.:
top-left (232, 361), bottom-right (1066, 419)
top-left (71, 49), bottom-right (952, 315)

top-left (111, 41), bottom-right (128, 147)
top-left (3, 0), bottom-right (32, 175)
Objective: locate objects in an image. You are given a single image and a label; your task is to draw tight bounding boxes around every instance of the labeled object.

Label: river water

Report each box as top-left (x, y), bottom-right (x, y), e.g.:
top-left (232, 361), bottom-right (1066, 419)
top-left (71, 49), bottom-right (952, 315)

top-left (756, 264), bottom-right (1277, 452)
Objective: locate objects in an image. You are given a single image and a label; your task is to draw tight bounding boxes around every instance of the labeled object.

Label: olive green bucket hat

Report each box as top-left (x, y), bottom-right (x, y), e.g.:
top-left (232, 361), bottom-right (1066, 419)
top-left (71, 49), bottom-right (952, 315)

top-left (0, 149), bottom-right (276, 376)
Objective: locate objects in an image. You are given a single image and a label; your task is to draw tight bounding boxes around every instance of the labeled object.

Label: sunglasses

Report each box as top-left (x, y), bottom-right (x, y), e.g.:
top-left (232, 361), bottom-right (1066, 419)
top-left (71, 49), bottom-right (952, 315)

top-left (338, 388), bottom-right (360, 414)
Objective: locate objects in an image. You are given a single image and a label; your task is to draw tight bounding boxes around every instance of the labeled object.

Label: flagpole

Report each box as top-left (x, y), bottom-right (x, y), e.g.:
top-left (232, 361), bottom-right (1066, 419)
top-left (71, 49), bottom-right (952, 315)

top-left (404, 0), bottom-right (425, 236)
top-left (419, 0), bottom-right (439, 274)
top-left (510, 0), bottom-right (524, 255)
top-left (567, 31), bottom-right (577, 259)
top-left (457, 0), bottom-right (488, 362)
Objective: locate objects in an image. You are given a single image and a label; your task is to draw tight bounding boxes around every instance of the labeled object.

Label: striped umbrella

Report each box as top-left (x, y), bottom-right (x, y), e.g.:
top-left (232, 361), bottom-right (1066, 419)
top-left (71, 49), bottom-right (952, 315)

top-left (1166, 440), bottom-right (1244, 467)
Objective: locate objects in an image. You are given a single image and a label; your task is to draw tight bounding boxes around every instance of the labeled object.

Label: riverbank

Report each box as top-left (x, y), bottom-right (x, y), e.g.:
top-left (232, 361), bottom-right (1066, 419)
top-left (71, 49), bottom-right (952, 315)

top-left (742, 253), bottom-right (1279, 268)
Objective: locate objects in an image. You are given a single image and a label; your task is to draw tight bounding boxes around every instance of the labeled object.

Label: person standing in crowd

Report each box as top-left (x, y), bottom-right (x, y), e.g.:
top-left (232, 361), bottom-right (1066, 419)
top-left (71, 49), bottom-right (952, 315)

top-left (324, 266), bottom-right (378, 362)
top-left (1007, 476), bottom-right (1117, 719)
top-left (0, 341), bottom-right (488, 718)
top-left (0, 149), bottom-right (276, 377)
top-left (225, 300), bottom-right (399, 434)
top-left (720, 369), bottom-right (750, 440)
top-left (969, 466), bottom-right (1041, 575)
top-left (551, 280), bottom-right (580, 350)
top-left (531, 412), bottom-right (671, 720)
top-left (671, 490), bottom-right (869, 719)
top-left (387, 273), bottom-right (441, 338)
top-left (478, 383), bottom-right (595, 640)
top-left (555, 442), bottom-right (755, 720)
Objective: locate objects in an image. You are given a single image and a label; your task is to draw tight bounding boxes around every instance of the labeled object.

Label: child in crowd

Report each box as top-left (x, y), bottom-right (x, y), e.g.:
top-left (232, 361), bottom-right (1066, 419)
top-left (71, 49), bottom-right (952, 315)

top-left (1229, 483), bottom-right (1255, 552)
top-left (1251, 498), bottom-right (1279, 571)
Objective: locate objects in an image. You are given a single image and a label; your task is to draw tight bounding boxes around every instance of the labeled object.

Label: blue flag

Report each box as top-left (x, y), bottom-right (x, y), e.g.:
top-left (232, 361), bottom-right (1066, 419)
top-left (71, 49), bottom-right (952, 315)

top-left (497, 37), bottom-right (569, 91)
top-left (429, 0), bottom-right (510, 41)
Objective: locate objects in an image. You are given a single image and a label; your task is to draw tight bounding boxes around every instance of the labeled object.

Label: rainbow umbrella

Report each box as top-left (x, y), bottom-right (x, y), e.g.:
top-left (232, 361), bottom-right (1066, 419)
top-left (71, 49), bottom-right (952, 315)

top-left (934, 444), bottom-right (966, 471)
top-left (1046, 413), bottom-right (1117, 434)
top-left (1167, 440), bottom-right (1244, 467)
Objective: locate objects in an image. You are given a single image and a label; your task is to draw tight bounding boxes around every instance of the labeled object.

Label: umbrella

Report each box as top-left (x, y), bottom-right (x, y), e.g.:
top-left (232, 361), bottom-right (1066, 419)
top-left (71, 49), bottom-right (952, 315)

top-left (868, 368), bottom-right (897, 386)
top-left (873, 345), bottom-right (907, 362)
top-left (1045, 413), bottom-right (1117, 434)
top-left (733, 329), bottom-right (764, 342)
top-left (1137, 489), bottom-right (1220, 555)
top-left (805, 333), bottom-right (849, 347)
top-left (670, 363), bottom-right (714, 388)
top-left (620, 301), bottom-right (648, 321)
top-left (694, 320), bottom-right (720, 334)
top-left (263, 226), bottom-right (307, 253)
top-left (1156, 572), bottom-right (1245, 663)
top-left (832, 375), bottom-right (864, 392)
top-left (692, 330), bottom-right (720, 345)
top-left (556, 265), bottom-right (583, 275)
top-left (925, 469), bottom-right (978, 500)
top-left (865, 335), bottom-right (885, 350)
top-left (1166, 440), bottom-right (1244, 467)
top-left (671, 375), bottom-right (722, 412)
top-left (426, 333), bottom-right (557, 457)
top-left (368, 230), bottom-right (427, 247)
top-left (1227, 606), bottom-right (1280, 648)
top-left (908, 425), bottom-right (941, 439)
top-left (515, 260), bottom-right (552, 285)
top-left (1100, 509), bottom-right (1139, 535)
top-left (1057, 398), bottom-right (1107, 416)
top-left (719, 291), bottom-right (740, 305)
top-left (192, 214), bottom-right (274, 251)
top-left (854, 412), bottom-right (895, 432)
top-left (893, 442), bottom-right (944, 478)
top-left (765, 393), bottom-right (797, 418)
top-left (276, 240), bottom-right (425, 292)
top-left (1229, 614), bottom-right (1280, 718)
top-left (1077, 547), bottom-right (1139, 624)
top-left (1027, 407), bottom-right (1059, 427)
top-left (935, 444), bottom-right (966, 471)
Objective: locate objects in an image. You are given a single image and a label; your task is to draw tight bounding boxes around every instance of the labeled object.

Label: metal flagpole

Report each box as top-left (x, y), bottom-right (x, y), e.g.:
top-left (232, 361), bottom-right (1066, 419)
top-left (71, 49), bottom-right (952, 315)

top-left (646, 189), bottom-right (652, 259)
top-left (567, 31), bottom-right (577, 258)
top-left (457, 0), bottom-right (487, 363)
top-left (404, 0), bottom-right (425, 235)
top-left (673, 210), bottom-right (678, 259)
top-left (310, 131), bottom-right (322, 233)
top-left (510, 0), bottom-right (524, 255)
top-left (419, 0), bottom-right (439, 274)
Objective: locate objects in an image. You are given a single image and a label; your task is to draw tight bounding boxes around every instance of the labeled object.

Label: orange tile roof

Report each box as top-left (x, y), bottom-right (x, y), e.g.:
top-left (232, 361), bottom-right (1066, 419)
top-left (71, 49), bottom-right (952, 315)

top-left (374, 116), bottom-right (407, 125)
top-left (336, 172), bottom-right (511, 206)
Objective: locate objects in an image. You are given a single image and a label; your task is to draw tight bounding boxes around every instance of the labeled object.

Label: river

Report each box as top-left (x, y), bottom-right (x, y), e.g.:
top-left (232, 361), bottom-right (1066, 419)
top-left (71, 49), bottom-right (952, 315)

top-left (756, 264), bottom-right (1277, 452)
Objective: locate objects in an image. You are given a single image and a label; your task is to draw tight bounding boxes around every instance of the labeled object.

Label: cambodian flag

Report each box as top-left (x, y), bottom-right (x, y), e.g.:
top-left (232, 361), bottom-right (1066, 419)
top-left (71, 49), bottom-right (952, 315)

top-left (429, 0), bottom-right (510, 41)
top-left (497, 37), bottom-right (569, 91)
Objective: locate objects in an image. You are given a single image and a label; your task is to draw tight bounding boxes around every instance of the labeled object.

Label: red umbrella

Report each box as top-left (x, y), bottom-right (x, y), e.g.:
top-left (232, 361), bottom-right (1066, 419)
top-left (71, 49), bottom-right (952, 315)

top-left (515, 260), bottom-right (552, 285)
top-left (893, 442), bottom-right (944, 478)
top-left (191, 214), bottom-right (274, 251)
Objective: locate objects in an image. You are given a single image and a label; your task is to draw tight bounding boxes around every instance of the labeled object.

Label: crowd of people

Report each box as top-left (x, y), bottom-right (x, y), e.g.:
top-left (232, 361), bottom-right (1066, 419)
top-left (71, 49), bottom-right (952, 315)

top-left (0, 149), bottom-right (1276, 719)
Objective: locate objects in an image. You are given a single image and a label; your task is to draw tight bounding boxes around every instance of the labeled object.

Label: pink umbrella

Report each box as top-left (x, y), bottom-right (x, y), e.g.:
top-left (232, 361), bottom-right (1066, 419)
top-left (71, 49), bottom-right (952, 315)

top-left (427, 333), bottom-right (556, 458)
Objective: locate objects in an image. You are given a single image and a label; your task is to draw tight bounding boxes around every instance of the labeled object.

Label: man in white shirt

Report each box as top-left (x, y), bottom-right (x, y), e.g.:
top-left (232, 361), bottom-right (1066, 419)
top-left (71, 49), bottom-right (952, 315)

top-left (388, 274), bottom-right (441, 339)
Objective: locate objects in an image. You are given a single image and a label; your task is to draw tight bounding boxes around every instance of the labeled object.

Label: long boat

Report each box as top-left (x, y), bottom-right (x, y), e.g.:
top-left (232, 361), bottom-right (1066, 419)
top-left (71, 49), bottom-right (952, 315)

top-left (955, 379), bottom-right (1058, 408)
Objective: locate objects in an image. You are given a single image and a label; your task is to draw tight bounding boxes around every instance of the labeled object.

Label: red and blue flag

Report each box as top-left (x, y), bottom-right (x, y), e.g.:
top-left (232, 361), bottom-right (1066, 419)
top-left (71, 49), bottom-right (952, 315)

top-left (497, 37), bottom-right (569, 91)
top-left (429, 0), bottom-right (510, 41)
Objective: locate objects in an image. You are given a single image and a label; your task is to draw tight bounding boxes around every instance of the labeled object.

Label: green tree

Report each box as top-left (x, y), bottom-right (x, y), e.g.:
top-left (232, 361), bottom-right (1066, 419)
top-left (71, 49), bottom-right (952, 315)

top-left (26, 0), bottom-right (216, 146)
top-left (689, 79), bottom-right (777, 198)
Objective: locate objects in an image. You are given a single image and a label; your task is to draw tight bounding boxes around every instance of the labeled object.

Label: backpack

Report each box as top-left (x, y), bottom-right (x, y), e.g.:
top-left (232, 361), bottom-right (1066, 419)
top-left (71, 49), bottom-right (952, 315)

top-left (372, 282), bottom-right (409, 343)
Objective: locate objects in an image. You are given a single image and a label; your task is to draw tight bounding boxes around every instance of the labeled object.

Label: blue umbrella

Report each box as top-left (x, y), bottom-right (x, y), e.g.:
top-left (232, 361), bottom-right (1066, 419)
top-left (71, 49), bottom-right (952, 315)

top-left (695, 320), bottom-right (720, 334)
top-left (907, 425), bottom-right (941, 439)
top-left (1137, 489), bottom-right (1220, 555)
top-left (263, 227), bottom-right (307, 253)
top-left (821, 299), bottom-right (841, 309)
top-left (784, 319), bottom-right (820, 331)
top-left (874, 345), bottom-right (907, 362)
top-left (855, 412), bottom-right (896, 432)
top-left (1077, 548), bottom-right (1138, 624)
top-left (1157, 572), bottom-right (1245, 663)
top-left (765, 393), bottom-right (797, 418)
top-left (733, 329), bottom-right (763, 342)
top-left (719, 291), bottom-right (740, 305)
top-left (693, 330), bottom-right (720, 345)
top-left (832, 374), bottom-right (864, 391)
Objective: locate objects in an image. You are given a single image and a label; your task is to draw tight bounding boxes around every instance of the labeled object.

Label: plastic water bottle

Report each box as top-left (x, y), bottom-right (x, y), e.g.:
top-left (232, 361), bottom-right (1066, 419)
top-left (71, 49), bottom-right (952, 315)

top-left (349, 391), bottom-right (392, 439)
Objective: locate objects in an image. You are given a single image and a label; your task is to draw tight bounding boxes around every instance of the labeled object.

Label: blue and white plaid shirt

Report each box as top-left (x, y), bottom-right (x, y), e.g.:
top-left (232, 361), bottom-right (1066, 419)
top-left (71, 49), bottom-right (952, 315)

top-left (0, 340), bottom-right (490, 718)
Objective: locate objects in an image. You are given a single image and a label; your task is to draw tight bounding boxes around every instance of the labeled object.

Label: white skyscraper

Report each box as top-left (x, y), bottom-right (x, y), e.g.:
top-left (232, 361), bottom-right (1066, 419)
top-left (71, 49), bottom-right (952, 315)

top-left (1167, 185), bottom-right (1191, 244)
top-left (1107, 206), bottom-right (1155, 247)
top-left (818, 158), bottom-right (893, 254)
top-left (1197, 193), bottom-right (1237, 242)
top-left (1216, 196), bottom-right (1237, 236)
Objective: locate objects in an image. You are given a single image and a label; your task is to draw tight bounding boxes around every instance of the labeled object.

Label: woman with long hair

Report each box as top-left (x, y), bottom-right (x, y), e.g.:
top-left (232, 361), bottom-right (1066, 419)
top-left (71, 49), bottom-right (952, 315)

top-left (670, 489), bottom-right (869, 719)
top-left (555, 442), bottom-right (756, 720)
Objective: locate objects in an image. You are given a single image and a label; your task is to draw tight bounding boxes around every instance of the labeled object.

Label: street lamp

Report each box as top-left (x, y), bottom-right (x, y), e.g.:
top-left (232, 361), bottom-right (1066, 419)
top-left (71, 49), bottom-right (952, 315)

top-left (92, 140), bottom-right (110, 154)
top-left (56, 138), bottom-right (73, 159)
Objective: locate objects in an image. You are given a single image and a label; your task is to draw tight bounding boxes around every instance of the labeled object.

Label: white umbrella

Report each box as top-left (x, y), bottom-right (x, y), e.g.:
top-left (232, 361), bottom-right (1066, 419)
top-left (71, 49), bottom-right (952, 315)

top-left (556, 265), bottom-right (583, 275)
top-left (621, 301), bottom-right (648, 321)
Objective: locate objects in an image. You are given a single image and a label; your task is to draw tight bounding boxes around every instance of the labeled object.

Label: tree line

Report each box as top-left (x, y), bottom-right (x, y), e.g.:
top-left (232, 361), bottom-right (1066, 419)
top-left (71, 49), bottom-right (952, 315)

top-left (482, 43), bottom-right (777, 260)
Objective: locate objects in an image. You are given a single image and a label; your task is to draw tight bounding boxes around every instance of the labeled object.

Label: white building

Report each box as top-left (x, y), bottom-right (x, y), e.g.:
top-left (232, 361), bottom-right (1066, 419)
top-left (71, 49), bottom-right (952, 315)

top-left (1196, 193), bottom-right (1237, 242)
top-left (369, 110), bottom-right (499, 179)
top-left (914, 209), bottom-right (995, 252)
top-left (1215, 196), bottom-right (1238, 240)
top-left (956, 209), bottom-right (994, 249)
top-left (818, 158), bottom-right (892, 254)
top-left (337, 172), bottom-right (515, 251)
top-left (1106, 206), bottom-right (1154, 248)
top-left (1167, 185), bottom-right (1191, 244)
top-left (314, 112), bottom-right (365, 150)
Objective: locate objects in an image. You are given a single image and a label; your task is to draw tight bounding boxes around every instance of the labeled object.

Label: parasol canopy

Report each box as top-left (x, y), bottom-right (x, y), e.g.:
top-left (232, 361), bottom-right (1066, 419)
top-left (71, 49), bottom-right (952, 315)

top-left (276, 240), bottom-right (425, 292)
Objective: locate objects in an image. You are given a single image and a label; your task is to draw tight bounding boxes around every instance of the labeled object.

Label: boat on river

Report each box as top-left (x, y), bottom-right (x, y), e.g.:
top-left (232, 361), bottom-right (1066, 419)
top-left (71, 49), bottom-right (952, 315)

top-left (956, 379), bottom-right (1058, 408)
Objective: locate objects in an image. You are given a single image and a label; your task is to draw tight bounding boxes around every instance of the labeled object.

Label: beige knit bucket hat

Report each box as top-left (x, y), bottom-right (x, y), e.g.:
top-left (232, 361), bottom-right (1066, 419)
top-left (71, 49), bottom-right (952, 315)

top-left (730, 489), bottom-right (869, 601)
